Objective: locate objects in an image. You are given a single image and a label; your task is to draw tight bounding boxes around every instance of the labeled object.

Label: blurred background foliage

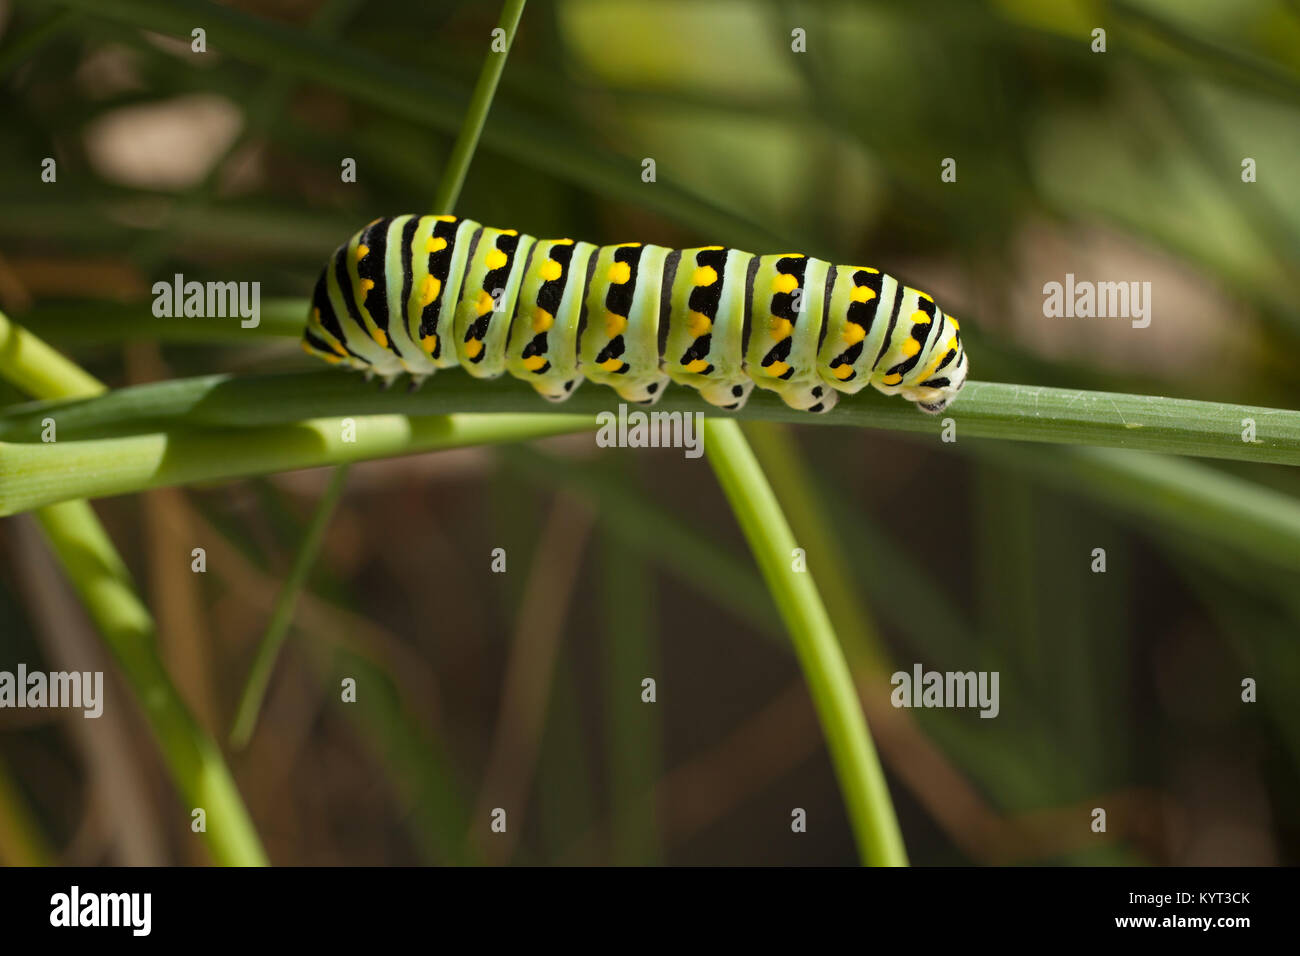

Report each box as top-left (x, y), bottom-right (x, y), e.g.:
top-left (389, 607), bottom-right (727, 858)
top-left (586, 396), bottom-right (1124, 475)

top-left (0, 0), bottom-right (1297, 864)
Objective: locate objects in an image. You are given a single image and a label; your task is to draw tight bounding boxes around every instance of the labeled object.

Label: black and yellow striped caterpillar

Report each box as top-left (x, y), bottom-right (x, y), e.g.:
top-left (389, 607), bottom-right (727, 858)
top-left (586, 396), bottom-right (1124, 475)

top-left (302, 215), bottom-right (969, 414)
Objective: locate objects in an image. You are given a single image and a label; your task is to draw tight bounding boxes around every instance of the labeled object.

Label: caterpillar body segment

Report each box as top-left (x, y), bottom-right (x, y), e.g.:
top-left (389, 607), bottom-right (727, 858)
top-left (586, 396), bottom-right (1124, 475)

top-left (303, 215), bottom-right (970, 414)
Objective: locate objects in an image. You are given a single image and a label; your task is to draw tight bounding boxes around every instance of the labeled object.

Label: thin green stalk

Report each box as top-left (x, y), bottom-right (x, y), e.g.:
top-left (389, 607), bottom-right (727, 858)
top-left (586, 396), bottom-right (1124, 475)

top-left (7, 370), bottom-right (1299, 463)
top-left (703, 418), bottom-right (907, 866)
top-left (0, 308), bottom-right (267, 865)
top-left (35, 500), bottom-right (269, 865)
top-left (0, 412), bottom-right (594, 516)
top-left (231, 0), bottom-right (530, 749)
top-left (228, 463), bottom-right (350, 748)
top-left (430, 0), bottom-right (527, 213)
top-left (0, 309), bottom-right (105, 399)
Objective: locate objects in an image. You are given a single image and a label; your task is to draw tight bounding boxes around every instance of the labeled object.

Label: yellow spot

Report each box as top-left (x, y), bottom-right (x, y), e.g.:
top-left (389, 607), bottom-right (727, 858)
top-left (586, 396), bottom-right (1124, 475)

top-left (322, 353), bottom-right (342, 364)
top-left (692, 265), bottom-right (718, 286)
top-left (421, 334), bottom-right (438, 354)
top-left (881, 372), bottom-right (903, 386)
top-left (500, 229), bottom-right (518, 236)
top-left (833, 364), bottom-right (855, 380)
top-left (850, 285), bottom-right (876, 304)
top-left (476, 290), bottom-right (495, 315)
top-left (420, 275), bottom-right (441, 306)
top-left (949, 317), bottom-right (960, 330)
top-left (700, 245), bottom-right (724, 251)
top-left (772, 273), bottom-right (799, 295)
top-left (426, 236), bottom-right (447, 254)
top-left (607, 261), bottom-right (631, 284)
top-left (554, 238), bottom-right (574, 245)
top-left (484, 249), bottom-right (508, 270)
top-left (683, 358), bottom-right (710, 373)
top-left (766, 360), bottom-right (791, 377)
top-left (522, 354), bottom-right (548, 371)
top-left (300, 339), bottom-right (314, 355)
top-left (532, 308), bottom-right (554, 333)
top-left (599, 357), bottom-right (624, 372)
top-left (686, 311), bottom-right (712, 337)
top-left (902, 338), bottom-right (921, 357)
top-left (463, 338), bottom-right (484, 359)
top-left (916, 290), bottom-right (934, 302)
top-left (355, 244), bottom-right (369, 261)
top-left (331, 341), bottom-right (347, 357)
top-left (604, 311), bottom-right (627, 338)
top-left (360, 278), bottom-right (375, 299)
top-left (910, 309), bottom-right (931, 325)
top-left (371, 327), bottom-right (387, 348)
top-left (769, 317), bottom-right (793, 340)
top-left (433, 214), bottom-right (456, 222)
top-left (613, 242), bottom-right (641, 248)
top-left (842, 323), bottom-right (866, 345)
top-left (539, 259), bottom-right (562, 282)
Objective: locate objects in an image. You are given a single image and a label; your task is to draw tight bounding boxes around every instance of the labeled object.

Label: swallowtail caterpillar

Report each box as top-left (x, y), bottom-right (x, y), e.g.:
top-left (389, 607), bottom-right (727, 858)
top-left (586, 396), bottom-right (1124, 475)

top-left (302, 215), bottom-right (969, 413)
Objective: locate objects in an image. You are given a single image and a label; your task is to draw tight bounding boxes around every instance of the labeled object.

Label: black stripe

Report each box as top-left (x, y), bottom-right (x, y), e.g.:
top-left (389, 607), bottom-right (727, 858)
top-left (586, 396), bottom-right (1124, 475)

top-left (575, 246), bottom-right (599, 351)
top-left (311, 269), bottom-right (350, 351)
top-left (741, 255), bottom-right (760, 355)
top-left (303, 328), bottom-right (336, 354)
top-left (870, 280), bottom-right (904, 373)
top-left (818, 264), bottom-right (836, 350)
top-left (332, 243), bottom-right (370, 347)
top-left (504, 238), bottom-right (541, 353)
top-left (455, 225), bottom-right (486, 315)
top-left (363, 218), bottom-right (402, 355)
top-left (418, 216), bottom-right (462, 340)
top-left (398, 216), bottom-right (418, 344)
top-left (658, 249), bottom-right (682, 360)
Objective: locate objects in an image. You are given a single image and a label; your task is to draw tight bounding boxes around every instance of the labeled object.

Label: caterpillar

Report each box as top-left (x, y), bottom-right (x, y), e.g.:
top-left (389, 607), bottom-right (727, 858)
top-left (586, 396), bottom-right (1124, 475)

top-left (301, 215), bottom-right (969, 414)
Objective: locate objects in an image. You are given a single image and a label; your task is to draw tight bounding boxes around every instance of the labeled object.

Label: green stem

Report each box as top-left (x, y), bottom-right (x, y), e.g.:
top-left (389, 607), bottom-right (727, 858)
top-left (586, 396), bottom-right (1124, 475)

top-left (703, 418), bottom-right (907, 866)
top-left (0, 308), bottom-right (267, 865)
top-left (6, 370), bottom-right (1298, 466)
top-left (0, 412), bottom-right (594, 516)
top-left (228, 463), bottom-right (350, 748)
top-left (220, 0), bottom-right (526, 752)
top-left (0, 309), bottom-right (105, 399)
top-left (35, 500), bottom-right (269, 865)
top-left (430, 0), bottom-right (528, 214)
top-left (743, 421), bottom-right (889, 673)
